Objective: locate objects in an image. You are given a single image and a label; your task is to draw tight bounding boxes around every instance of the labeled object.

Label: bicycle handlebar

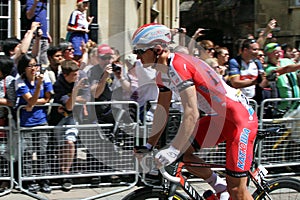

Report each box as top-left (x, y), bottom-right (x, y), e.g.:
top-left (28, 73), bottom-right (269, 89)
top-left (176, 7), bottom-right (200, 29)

top-left (139, 151), bottom-right (181, 184)
top-left (159, 167), bottom-right (181, 183)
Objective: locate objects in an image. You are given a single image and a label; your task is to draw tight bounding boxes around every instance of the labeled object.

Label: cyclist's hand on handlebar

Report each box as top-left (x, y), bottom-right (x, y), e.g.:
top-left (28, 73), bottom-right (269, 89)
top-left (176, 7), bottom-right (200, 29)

top-left (155, 146), bottom-right (180, 167)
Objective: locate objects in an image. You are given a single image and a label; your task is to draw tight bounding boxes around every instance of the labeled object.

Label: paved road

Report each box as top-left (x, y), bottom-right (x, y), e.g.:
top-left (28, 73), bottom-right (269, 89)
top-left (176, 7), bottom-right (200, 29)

top-left (1, 176), bottom-right (299, 199)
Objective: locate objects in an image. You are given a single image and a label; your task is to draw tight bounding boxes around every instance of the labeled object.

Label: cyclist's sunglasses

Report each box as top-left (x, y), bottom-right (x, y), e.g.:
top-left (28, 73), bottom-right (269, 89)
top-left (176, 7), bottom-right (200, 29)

top-left (133, 48), bottom-right (153, 55)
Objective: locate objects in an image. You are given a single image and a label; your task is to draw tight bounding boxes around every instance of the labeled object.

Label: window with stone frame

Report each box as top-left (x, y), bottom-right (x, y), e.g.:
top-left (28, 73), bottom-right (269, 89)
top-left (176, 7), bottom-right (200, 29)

top-left (0, 0), bottom-right (10, 40)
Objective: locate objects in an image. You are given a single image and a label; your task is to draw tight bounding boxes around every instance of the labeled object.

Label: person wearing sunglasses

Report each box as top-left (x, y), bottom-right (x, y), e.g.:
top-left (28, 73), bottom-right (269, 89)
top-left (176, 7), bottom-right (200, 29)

top-left (15, 53), bottom-right (53, 193)
top-left (264, 43), bottom-right (300, 110)
top-left (132, 23), bottom-right (258, 200)
top-left (86, 44), bottom-right (130, 125)
top-left (228, 39), bottom-right (268, 104)
top-left (215, 46), bottom-right (230, 83)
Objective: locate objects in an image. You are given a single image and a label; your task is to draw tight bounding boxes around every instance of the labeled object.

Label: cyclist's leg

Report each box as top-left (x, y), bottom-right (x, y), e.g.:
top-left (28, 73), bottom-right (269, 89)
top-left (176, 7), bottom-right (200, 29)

top-left (183, 145), bottom-right (212, 179)
top-left (226, 175), bottom-right (252, 200)
top-left (182, 116), bottom-right (229, 199)
top-left (223, 101), bottom-right (258, 200)
top-left (183, 147), bottom-right (229, 200)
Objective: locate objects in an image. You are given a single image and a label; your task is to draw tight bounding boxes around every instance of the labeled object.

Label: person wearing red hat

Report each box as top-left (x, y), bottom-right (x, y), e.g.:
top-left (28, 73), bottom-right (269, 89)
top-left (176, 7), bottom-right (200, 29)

top-left (86, 44), bottom-right (131, 124)
top-left (66, 0), bottom-right (94, 61)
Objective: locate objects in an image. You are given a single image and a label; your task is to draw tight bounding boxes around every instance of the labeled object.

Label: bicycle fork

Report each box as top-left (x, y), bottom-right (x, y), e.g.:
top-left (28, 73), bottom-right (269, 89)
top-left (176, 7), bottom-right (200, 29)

top-left (167, 162), bottom-right (203, 200)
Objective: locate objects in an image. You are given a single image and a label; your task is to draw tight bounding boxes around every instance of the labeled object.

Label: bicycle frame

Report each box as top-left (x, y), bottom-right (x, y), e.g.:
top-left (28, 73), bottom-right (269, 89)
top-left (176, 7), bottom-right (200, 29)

top-left (159, 160), bottom-right (269, 200)
top-left (135, 128), bottom-right (282, 199)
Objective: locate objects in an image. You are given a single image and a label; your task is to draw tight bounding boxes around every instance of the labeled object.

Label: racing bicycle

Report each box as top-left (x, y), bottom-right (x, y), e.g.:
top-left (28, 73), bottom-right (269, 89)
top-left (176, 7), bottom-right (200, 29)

top-left (122, 127), bottom-right (300, 200)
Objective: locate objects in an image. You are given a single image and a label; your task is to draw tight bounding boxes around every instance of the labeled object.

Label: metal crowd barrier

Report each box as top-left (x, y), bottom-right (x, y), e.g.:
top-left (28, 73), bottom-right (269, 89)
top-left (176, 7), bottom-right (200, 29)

top-left (257, 98), bottom-right (300, 176)
top-left (15, 101), bottom-right (140, 200)
top-left (2, 97), bottom-right (300, 198)
top-left (0, 106), bottom-right (14, 197)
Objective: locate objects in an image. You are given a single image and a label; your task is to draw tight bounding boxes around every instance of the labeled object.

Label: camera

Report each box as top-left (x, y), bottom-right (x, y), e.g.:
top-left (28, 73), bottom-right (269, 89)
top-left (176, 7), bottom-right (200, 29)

top-left (40, 66), bottom-right (46, 74)
top-left (177, 28), bottom-right (184, 33)
top-left (35, 26), bottom-right (42, 37)
top-left (267, 71), bottom-right (277, 81)
top-left (200, 29), bottom-right (210, 34)
top-left (112, 63), bottom-right (121, 72)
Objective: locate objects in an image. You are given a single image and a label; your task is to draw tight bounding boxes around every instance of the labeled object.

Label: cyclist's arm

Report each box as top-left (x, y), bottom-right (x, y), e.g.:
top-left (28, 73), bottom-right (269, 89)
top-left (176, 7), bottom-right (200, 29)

top-left (147, 89), bottom-right (172, 147)
top-left (172, 85), bottom-right (199, 152)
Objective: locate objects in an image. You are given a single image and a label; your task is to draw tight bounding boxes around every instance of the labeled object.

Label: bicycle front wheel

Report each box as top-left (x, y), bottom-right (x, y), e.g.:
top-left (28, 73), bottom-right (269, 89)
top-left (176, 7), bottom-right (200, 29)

top-left (122, 187), bottom-right (188, 200)
top-left (252, 177), bottom-right (300, 200)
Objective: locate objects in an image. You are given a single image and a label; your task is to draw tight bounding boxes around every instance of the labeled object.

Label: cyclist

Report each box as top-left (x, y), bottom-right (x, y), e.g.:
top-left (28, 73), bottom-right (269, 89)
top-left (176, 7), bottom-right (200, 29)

top-left (132, 23), bottom-right (258, 200)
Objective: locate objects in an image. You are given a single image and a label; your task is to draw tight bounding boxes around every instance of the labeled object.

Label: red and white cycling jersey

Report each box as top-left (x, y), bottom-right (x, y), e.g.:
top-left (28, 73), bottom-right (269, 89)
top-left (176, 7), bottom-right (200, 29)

top-left (157, 53), bottom-right (249, 116)
top-left (157, 53), bottom-right (258, 175)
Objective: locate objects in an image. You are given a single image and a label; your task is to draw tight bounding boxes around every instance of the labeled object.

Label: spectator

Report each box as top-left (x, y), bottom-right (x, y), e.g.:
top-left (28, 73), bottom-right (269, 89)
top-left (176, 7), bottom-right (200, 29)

top-left (205, 57), bottom-right (226, 80)
top-left (187, 28), bottom-right (211, 59)
top-left (26, 0), bottom-right (52, 65)
top-left (264, 43), bottom-right (300, 109)
top-left (66, 0), bottom-right (94, 61)
top-left (0, 56), bottom-right (16, 191)
top-left (199, 40), bottom-right (215, 58)
top-left (87, 44), bottom-right (128, 124)
top-left (84, 46), bottom-right (98, 73)
top-left (60, 41), bottom-right (88, 69)
top-left (51, 60), bottom-right (90, 191)
top-left (228, 39), bottom-right (268, 104)
top-left (45, 45), bottom-right (64, 84)
top-left (15, 53), bottom-right (53, 193)
top-left (256, 19), bottom-right (277, 49)
top-left (124, 54), bottom-right (159, 122)
top-left (170, 27), bottom-right (187, 47)
top-left (2, 22), bottom-right (42, 76)
top-left (257, 49), bottom-right (266, 68)
top-left (215, 46), bottom-right (230, 82)
top-left (282, 43), bottom-right (296, 60)
top-left (173, 45), bottom-right (189, 54)
top-left (83, 40), bottom-right (98, 72)
top-left (292, 48), bottom-right (300, 64)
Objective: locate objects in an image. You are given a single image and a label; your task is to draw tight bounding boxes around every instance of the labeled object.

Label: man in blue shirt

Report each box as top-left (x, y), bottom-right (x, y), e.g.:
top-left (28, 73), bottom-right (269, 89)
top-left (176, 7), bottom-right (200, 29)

top-left (26, 0), bottom-right (51, 65)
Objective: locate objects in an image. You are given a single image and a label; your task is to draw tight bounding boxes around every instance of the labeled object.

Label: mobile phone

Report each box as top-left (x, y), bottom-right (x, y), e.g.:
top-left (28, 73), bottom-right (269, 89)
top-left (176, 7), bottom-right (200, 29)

top-left (40, 67), bottom-right (46, 74)
top-left (200, 29), bottom-right (210, 34)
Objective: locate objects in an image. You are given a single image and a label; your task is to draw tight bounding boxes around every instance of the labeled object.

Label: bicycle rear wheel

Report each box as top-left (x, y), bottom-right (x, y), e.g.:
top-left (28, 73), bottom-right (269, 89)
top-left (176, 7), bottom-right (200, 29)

top-left (252, 177), bottom-right (300, 200)
top-left (122, 187), bottom-right (188, 200)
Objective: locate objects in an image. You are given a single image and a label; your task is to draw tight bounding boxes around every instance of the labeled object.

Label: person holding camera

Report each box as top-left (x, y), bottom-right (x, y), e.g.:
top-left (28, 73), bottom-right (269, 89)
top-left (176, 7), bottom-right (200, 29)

top-left (26, 0), bottom-right (52, 65)
top-left (15, 53), bottom-right (53, 193)
top-left (87, 44), bottom-right (130, 124)
top-left (187, 28), bottom-right (214, 59)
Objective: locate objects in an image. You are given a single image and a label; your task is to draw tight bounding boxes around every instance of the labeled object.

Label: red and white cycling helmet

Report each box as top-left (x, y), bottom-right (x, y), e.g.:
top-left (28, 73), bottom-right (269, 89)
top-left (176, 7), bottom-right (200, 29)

top-left (132, 23), bottom-right (172, 48)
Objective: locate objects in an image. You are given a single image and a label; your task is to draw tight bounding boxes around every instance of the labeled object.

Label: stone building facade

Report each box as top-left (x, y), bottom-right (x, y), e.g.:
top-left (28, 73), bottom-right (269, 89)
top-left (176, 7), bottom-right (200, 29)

top-left (1, 0), bottom-right (179, 56)
top-left (2, 0), bottom-right (300, 56)
top-left (180, 0), bottom-right (300, 55)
